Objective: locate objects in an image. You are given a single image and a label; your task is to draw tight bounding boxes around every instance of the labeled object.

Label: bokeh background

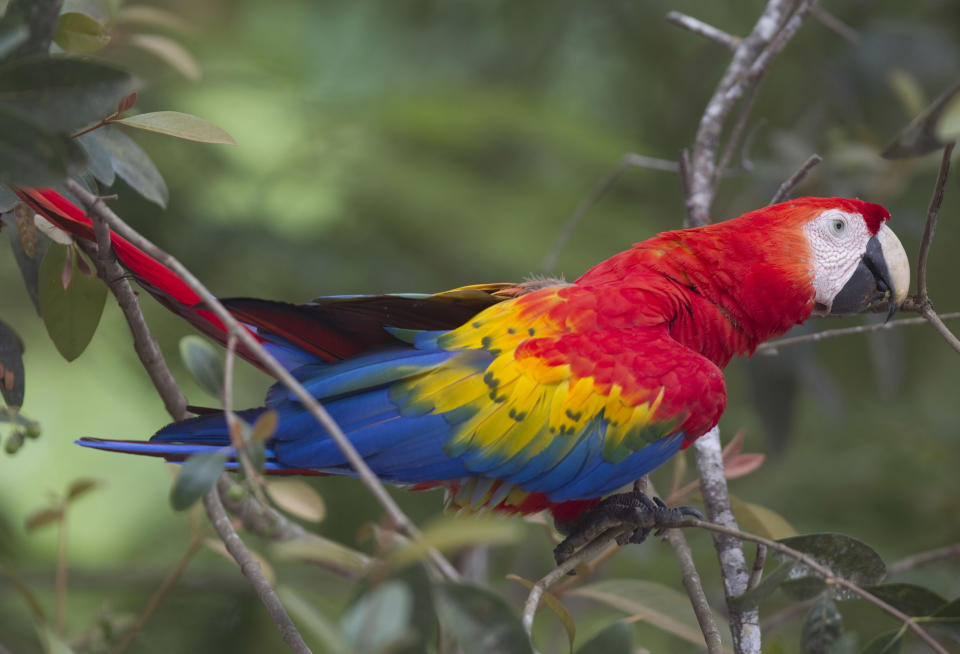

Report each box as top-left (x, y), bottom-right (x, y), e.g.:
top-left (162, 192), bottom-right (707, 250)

top-left (2, 0), bottom-right (959, 651)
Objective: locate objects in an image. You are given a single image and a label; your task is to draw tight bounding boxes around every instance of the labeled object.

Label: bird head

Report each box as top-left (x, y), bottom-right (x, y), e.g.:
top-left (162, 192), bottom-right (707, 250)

top-left (781, 198), bottom-right (910, 320)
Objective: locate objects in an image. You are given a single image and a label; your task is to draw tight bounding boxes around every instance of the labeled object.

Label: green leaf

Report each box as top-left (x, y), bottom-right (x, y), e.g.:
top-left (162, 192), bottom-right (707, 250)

top-left (393, 564), bottom-right (439, 654)
top-left (574, 622), bottom-right (633, 654)
top-left (76, 131), bottom-right (115, 185)
top-left (730, 495), bottom-right (797, 539)
top-left (0, 320), bottom-right (25, 408)
top-left (0, 58), bottom-right (136, 132)
top-left (178, 335), bottom-right (224, 398)
top-left (861, 630), bottom-right (902, 654)
top-left (38, 244), bottom-right (107, 362)
top-left (127, 33), bottom-right (201, 81)
top-left (340, 581), bottom-right (413, 654)
top-left (54, 12), bottom-right (110, 54)
top-left (863, 584), bottom-right (947, 618)
top-left (433, 582), bottom-right (533, 654)
top-left (569, 579), bottom-right (714, 648)
top-left (388, 514), bottom-right (522, 569)
top-left (882, 81), bottom-right (960, 158)
top-left (266, 479), bottom-right (326, 523)
top-left (116, 111), bottom-right (237, 145)
top-left (928, 597), bottom-right (960, 642)
top-left (776, 533), bottom-right (887, 601)
top-left (39, 625), bottom-right (76, 654)
top-left (802, 593), bottom-right (843, 654)
top-left (0, 106), bottom-right (87, 186)
top-left (169, 449), bottom-right (228, 511)
top-left (95, 125), bottom-right (168, 207)
top-left (507, 574), bottom-right (575, 653)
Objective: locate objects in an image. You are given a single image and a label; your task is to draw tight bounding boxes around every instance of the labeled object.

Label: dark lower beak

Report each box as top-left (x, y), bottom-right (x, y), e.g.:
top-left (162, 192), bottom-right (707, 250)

top-left (830, 226), bottom-right (910, 321)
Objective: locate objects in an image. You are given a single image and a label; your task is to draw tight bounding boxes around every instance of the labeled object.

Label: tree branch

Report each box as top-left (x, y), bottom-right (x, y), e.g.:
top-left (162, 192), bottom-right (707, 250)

top-left (64, 179), bottom-right (459, 583)
top-left (756, 312), bottom-right (960, 353)
top-left (663, 529), bottom-right (725, 654)
top-left (887, 541), bottom-right (960, 577)
top-left (769, 154), bottom-right (823, 204)
top-left (203, 487), bottom-right (311, 654)
top-left (917, 143), bottom-right (953, 302)
top-left (666, 11), bottom-right (739, 50)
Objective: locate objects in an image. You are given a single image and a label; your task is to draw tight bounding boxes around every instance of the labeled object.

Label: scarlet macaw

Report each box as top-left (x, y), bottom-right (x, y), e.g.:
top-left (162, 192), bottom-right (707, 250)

top-left (17, 190), bottom-right (910, 537)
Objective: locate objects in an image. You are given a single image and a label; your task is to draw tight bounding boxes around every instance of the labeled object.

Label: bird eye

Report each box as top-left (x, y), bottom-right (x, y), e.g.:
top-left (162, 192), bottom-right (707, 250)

top-left (832, 219), bottom-right (845, 233)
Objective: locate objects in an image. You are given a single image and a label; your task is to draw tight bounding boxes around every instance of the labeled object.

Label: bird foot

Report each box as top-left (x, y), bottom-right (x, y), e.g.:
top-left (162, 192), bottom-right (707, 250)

top-left (553, 491), bottom-right (703, 567)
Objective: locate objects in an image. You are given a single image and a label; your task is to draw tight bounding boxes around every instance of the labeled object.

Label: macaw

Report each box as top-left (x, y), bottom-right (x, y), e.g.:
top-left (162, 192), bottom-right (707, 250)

top-left (17, 189), bottom-right (910, 539)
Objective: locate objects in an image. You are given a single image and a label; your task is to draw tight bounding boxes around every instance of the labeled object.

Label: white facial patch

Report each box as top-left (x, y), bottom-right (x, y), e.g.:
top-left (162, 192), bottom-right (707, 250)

top-left (802, 210), bottom-right (874, 315)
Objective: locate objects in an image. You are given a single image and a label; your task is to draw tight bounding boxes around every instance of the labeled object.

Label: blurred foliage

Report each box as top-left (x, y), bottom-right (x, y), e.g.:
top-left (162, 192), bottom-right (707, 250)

top-left (2, 0), bottom-right (960, 652)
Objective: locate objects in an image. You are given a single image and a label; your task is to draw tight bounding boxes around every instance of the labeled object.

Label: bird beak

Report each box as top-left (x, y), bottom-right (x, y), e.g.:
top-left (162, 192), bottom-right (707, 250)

top-left (829, 224), bottom-right (910, 320)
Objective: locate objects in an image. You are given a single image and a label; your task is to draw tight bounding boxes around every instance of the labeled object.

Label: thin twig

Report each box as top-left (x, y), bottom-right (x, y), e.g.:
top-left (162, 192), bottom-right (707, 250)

top-left (756, 313), bottom-right (960, 353)
top-left (921, 306), bottom-right (960, 354)
top-left (664, 528), bottom-right (725, 654)
top-left (769, 154), bottom-right (823, 204)
top-left (809, 5), bottom-right (860, 44)
top-left (64, 179), bottom-right (460, 582)
top-left (203, 487), bottom-right (312, 654)
top-left (522, 526), bottom-right (630, 635)
top-left (540, 153), bottom-right (678, 273)
top-left (55, 509), bottom-right (67, 635)
top-left (887, 541), bottom-right (960, 577)
top-left (917, 143), bottom-right (954, 302)
top-left (111, 537), bottom-right (204, 654)
top-left (746, 543), bottom-right (767, 591)
top-left (666, 11), bottom-right (739, 50)
top-left (714, 82), bottom-right (764, 185)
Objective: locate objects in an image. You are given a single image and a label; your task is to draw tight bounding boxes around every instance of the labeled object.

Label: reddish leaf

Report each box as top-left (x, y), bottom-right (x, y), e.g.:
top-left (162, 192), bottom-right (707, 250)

top-left (117, 91), bottom-right (138, 114)
top-left (721, 429), bottom-right (745, 461)
top-left (25, 507), bottom-right (62, 531)
top-left (67, 477), bottom-right (105, 502)
top-left (724, 453), bottom-right (765, 480)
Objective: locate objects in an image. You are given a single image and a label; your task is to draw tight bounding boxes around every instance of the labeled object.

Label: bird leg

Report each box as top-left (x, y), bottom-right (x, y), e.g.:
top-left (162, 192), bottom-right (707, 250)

top-left (553, 491), bottom-right (703, 566)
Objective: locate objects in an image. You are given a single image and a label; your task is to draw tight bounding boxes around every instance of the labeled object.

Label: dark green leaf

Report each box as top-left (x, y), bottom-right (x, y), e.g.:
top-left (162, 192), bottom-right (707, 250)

top-left (77, 131), bottom-right (114, 185)
top-left (776, 533), bottom-right (887, 601)
top-left (0, 106), bottom-right (86, 186)
top-left (340, 581), bottom-right (413, 654)
top-left (434, 582), bottom-right (533, 654)
top-left (802, 593), bottom-right (843, 654)
top-left (574, 622), bottom-right (633, 654)
top-left (115, 112), bottom-right (237, 145)
top-left (169, 449), bottom-right (229, 511)
top-left (0, 57), bottom-right (136, 132)
top-left (863, 584), bottom-right (947, 618)
top-left (96, 125), bottom-right (168, 207)
top-left (178, 335), bottom-right (224, 397)
top-left (2, 208), bottom-right (52, 314)
top-left (929, 597), bottom-right (960, 642)
top-left (54, 12), bottom-right (110, 54)
top-left (731, 561), bottom-right (798, 612)
top-left (882, 81), bottom-right (960, 159)
top-left (245, 440), bottom-right (266, 475)
top-left (38, 244), bottom-right (106, 361)
top-left (0, 320), bottom-right (25, 408)
top-left (4, 430), bottom-right (24, 454)
top-left (860, 630), bottom-right (902, 654)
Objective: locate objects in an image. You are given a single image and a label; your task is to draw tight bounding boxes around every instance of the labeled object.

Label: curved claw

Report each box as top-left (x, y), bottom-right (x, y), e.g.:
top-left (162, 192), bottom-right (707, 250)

top-left (677, 505), bottom-right (705, 521)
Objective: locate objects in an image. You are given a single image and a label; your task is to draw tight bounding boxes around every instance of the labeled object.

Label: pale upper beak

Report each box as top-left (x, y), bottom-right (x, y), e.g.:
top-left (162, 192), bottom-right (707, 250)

top-left (829, 224), bottom-right (910, 320)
